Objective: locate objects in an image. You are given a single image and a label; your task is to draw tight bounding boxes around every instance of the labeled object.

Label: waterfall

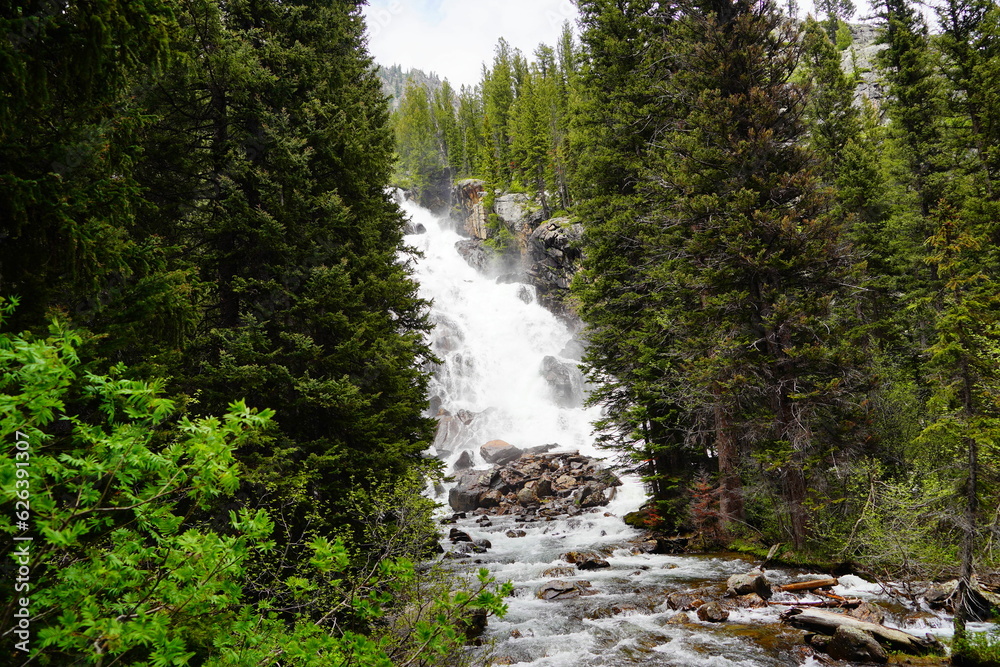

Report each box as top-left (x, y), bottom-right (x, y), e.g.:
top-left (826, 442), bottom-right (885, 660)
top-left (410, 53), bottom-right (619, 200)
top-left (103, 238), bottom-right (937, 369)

top-left (403, 198), bottom-right (603, 467)
top-left (401, 198), bottom-right (980, 666)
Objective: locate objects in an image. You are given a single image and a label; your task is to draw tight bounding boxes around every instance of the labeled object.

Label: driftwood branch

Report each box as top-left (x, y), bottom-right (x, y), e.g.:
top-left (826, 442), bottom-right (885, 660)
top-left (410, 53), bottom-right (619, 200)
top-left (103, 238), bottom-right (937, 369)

top-left (770, 599), bottom-right (862, 608)
top-left (776, 578), bottom-right (838, 593)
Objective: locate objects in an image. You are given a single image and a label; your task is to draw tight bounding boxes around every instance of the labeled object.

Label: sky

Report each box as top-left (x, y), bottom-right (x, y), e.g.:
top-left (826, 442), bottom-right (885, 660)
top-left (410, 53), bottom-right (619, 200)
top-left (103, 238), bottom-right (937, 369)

top-left (362, 0), bottom-right (581, 89)
top-left (361, 0), bottom-right (881, 90)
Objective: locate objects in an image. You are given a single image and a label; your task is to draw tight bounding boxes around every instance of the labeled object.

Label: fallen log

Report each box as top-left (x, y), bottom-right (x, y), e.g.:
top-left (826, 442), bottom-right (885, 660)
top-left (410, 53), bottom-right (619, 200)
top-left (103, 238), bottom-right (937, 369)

top-left (770, 599), bottom-right (862, 608)
top-left (813, 590), bottom-right (849, 602)
top-left (780, 608), bottom-right (945, 656)
top-left (776, 578), bottom-right (839, 593)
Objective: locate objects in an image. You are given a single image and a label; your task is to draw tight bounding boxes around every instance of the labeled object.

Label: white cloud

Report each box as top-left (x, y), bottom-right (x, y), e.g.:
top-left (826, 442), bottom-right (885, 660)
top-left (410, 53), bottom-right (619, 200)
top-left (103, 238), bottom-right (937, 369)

top-left (363, 0), bottom-right (579, 89)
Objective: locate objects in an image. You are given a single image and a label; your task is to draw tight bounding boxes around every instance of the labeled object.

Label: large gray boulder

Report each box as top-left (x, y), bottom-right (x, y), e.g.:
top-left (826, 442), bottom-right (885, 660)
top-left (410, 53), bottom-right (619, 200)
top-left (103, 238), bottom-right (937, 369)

top-left (825, 626), bottom-right (888, 664)
top-left (480, 439), bottom-right (523, 465)
top-left (455, 239), bottom-right (490, 273)
top-left (540, 355), bottom-right (584, 408)
top-left (448, 468), bottom-right (495, 512)
top-left (726, 571), bottom-right (772, 600)
top-left (453, 450), bottom-right (474, 471)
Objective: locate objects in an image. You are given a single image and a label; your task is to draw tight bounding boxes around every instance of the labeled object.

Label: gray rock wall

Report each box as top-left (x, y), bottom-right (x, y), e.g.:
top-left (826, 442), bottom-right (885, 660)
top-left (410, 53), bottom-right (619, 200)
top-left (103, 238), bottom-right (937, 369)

top-left (450, 182), bottom-right (583, 321)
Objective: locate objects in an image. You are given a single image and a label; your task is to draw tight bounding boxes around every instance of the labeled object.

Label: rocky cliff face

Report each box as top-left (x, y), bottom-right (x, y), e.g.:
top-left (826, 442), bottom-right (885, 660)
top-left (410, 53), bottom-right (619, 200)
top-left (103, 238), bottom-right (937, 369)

top-left (845, 22), bottom-right (886, 108)
top-left (450, 180), bottom-right (583, 321)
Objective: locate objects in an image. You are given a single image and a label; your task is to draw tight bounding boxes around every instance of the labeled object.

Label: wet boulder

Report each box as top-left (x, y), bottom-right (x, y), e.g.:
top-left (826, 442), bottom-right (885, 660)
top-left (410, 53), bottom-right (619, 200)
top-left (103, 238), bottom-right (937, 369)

top-left (726, 570), bottom-right (772, 600)
top-left (455, 542), bottom-right (488, 554)
top-left (480, 439), bottom-right (523, 465)
top-left (825, 626), bottom-right (888, 664)
top-left (455, 239), bottom-right (491, 273)
top-left (561, 551), bottom-right (610, 570)
top-left (537, 580), bottom-right (585, 601)
top-left (574, 482), bottom-right (607, 508)
top-left (735, 594), bottom-right (769, 609)
top-left (848, 602), bottom-right (886, 625)
top-left (539, 355), bottom-right (585, 408)
top-left (453, 450), bottom-right (475, 471)
top-left (577, 557), bottom-right (612, 571)
top-left (448, 469), bottom-right (495, 512)
top-left (449, 528), bottom-right (472, 543)
top-left (666, 592), bottom-right (705, 611)
top-left (404, 220), bottom-right (427, 235)
top-left (696, 601), bottom-right (730, 623)
top-left (477, 488), bottom-right (503, 508)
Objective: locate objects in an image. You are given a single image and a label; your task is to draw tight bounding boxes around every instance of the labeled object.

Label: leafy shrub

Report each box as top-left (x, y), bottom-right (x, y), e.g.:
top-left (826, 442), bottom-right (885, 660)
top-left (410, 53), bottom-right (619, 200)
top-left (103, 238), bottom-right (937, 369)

top-left (953, 630), bottom-right (1000, 667)
top-left (0, 300), bottom-right (510, 665)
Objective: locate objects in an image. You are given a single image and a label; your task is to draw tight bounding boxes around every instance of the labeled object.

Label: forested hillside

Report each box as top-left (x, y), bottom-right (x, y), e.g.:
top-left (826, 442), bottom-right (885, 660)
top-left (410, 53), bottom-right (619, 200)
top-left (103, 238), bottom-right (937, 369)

top-left (0, 1), bottom-right (508, 664)
top-left (390, 0), bottom-right (1000, 658)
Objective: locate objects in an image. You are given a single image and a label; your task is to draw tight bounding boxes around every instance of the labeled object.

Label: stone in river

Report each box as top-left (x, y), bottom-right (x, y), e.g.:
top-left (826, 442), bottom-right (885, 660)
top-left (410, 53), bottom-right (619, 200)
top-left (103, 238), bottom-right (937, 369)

top-left (696, 601), bottom-right (730, 623)
top-left (480, 439), bottom-right (523, 465)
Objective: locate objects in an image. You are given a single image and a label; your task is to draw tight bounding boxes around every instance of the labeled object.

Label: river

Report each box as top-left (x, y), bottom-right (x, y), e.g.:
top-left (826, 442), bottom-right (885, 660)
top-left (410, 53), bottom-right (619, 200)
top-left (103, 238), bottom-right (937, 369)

top-left (400, 197), bottom-right (988, 666)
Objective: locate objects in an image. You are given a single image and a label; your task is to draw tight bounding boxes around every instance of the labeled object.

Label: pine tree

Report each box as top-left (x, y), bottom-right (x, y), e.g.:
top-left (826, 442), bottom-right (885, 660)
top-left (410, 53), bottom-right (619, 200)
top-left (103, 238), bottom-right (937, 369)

top-left (433, 80), bottom-right (463, 175)
top-left (456, 85), bottom-right (486, 176)
top-left (509, 65), bottom-right (552, 213)
top-left (573, 0), bottom-right (705, 532)
top-left (134, 0), bottom-right (435, 539)
top-left (482, 39), bottom-right (517, 188)
top-left (395, 80), bottom-right (448, 199)
top-left (917, 204), bottom-right (1000, 649)
top-left (0, 0), bottom-right (189, 349)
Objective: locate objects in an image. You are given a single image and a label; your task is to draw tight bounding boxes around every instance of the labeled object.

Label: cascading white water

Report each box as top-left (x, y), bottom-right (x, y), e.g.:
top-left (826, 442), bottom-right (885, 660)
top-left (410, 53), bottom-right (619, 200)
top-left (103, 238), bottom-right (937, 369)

top-left (402, 198), bottom-right (989, 666)
top-left (402, 198), bottom-right (605, 468)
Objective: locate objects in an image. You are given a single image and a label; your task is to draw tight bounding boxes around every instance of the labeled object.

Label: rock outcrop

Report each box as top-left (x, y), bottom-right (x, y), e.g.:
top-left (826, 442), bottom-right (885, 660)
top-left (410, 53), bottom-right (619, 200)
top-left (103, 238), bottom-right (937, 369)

top-left (453, 179), bottom-right (488, 239)
top-left (539, 355), bottom-right (585, 408)
top-left (526, 218), bottom-right (583, 317)
top-left (447, 449), bottom-right (621, 515)
top-left (845, 22), bottom-right (885, 108)
top-left (450, 182), bottom-right (582, 320)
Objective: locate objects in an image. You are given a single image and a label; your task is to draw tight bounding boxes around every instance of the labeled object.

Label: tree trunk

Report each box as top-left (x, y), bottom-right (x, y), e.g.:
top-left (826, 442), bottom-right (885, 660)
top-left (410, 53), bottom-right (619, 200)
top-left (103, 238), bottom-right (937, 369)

top-left (954, 434), bottom-right (979, 644)
top-left (714, 388), bottom-right (744, 529)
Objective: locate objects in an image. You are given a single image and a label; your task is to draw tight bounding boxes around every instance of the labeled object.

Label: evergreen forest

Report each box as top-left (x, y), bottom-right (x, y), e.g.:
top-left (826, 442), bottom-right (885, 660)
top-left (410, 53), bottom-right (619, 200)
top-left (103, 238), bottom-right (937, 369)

top-left (1, 0), bottom-right (1000, 664)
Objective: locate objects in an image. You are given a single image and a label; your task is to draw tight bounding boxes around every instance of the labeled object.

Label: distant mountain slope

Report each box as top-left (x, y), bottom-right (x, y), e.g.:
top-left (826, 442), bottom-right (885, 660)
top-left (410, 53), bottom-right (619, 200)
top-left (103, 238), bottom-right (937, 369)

top-left (377, 64), bottom-right (443, 110)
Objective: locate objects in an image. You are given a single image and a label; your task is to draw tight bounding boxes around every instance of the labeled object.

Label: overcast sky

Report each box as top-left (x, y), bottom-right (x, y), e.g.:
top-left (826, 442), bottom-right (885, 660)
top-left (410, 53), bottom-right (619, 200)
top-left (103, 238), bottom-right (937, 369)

top-left (361, 1), bottom-right (879, 90)
top-left (362, 0), bottom-right (581, 88)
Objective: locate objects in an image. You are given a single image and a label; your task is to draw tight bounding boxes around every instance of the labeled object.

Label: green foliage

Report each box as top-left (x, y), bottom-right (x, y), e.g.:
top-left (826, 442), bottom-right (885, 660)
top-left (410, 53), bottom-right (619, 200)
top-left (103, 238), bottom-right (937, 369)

top-left (389, 26), bottom-right (579, 211)
top-left (953, 629), bottom-right (1000, 667)
top-left (0, 308), bottom-right (509, 665)
top-left (835, 20), bottom-right (853, 50)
